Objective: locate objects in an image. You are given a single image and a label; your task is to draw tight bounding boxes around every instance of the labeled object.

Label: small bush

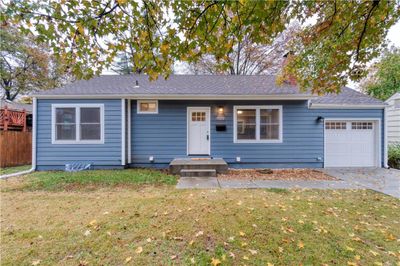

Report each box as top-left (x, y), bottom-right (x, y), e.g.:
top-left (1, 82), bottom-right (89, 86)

top-left (388, 144), bottom-right (400, 169)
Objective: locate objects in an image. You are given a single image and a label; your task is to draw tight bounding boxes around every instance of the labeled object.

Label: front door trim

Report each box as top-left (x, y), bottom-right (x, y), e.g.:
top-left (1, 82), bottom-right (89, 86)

top-left (187, 107), bottom-right (211, 156)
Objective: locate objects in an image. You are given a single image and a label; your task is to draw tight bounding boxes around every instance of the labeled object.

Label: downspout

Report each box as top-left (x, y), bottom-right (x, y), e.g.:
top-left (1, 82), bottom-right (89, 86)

top-left (0, 97), bottom-right (37, 179)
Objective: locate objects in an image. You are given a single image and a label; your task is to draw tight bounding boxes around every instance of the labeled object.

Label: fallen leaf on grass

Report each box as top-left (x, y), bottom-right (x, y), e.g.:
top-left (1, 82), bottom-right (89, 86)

top-left (298, 241), bottom-right (304, 249)
top-left (278, 247), bottom-right (284, 253)
top-left (354, 255), bottom-right (361, 261)
top-left (249, 249), bottom-right (258, 255)
top-left (125, 257), bottom-right (132, 263)
top-left (229, 252), bottom-right (235, 258)
top-left (347, 262), bottom-right (357, 266)
top-left (346, 246), bottom-right (354, 252)
top-left (373, 262), bottom-right (383, 266)
top-left (195, 231), bottom-right (203, 237)
top-left (146, 238), bottom-right (152, 243)
top-left (135, 246), bottom-right (143, 254)
top-left (189, 240), bottom-right (194, 246)
top-left (32, 260), bottom-right (41, 265)
top-left (190, 257), bottom-right (195, 264)
top-left (89, 220), bottom-right (97, 226)
top-left (369, 250), bottom-right (379, 256)
top-left (170, 255), bottom-right (177, 260)
top-left (211, 258), bottom-right (221, 266)
top-left (84, 230), bottom-right (91, 236)
top-left (267, 263), bottom-right (274, 266)
top-left (239, 231), bottom-right (246, 236)
top-left (243, 255), bottom-right (249, 260)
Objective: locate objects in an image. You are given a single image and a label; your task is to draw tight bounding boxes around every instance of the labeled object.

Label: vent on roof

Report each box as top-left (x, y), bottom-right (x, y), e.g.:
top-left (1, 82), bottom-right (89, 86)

top-left (134, 80), bottom-right (139, 88)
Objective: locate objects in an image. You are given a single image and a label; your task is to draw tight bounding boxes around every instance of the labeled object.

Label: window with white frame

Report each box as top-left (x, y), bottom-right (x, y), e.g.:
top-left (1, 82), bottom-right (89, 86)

top-left (395, 99), bottom-right (400, 109)
top-left (52, 104), bottom-right (104, 144)
top-left (234, 106), bottom-right (282, 143)
top-left (137, 100), bottom-right (158, 114)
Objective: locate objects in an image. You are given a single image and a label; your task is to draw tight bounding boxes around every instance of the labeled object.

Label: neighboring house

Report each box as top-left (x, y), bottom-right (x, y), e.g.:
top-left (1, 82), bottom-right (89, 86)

top-left (31, 75), bottom-right (387, 170)
top-left (385, 92), bottom-right (400, 144)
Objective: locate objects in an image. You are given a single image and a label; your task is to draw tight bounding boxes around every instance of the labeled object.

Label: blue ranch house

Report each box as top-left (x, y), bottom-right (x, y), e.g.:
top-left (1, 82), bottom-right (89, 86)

top-left (32, 75), bottom-right (388, 171)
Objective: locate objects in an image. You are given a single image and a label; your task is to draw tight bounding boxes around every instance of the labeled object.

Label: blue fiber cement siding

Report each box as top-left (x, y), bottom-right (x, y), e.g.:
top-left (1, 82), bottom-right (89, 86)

top-left (36, 99), bottom-right (122, 170)
top-left (130, 100), bottom-right (384, 168)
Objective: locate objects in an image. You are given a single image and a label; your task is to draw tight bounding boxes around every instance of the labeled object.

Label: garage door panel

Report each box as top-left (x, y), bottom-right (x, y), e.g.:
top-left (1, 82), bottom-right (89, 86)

top-left (325, 121), bottom-right (377, 167)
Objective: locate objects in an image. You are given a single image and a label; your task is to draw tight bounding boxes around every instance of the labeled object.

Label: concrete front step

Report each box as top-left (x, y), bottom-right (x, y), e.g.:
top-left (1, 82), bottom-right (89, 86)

top-left (169, 158), bottom-right (228, 175)
top-left (180, 169), bottom-right (217, 177)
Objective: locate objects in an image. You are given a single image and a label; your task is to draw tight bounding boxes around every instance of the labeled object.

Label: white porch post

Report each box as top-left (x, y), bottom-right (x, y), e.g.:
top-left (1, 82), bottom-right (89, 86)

top-left (127, 99), bottom-right (131, 164)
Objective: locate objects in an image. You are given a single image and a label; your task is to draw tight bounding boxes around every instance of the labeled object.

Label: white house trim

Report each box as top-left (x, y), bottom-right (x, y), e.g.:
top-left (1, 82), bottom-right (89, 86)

top-left (32, 97), bottom-right (37, 169)
top-left (137, 100), bottom-right (159, 114)
top-left (35, 94), bottom-right (316, 100)
top-left (323, 118), bottom-right (382, 168)
top-left (51, 103), bottom-right (105, 145)
top-left (233, 105), bottom-right (283, 144)
top-left (309, 103), bottom-right (386, 109)
top-left (121, 99), bottom-right (126, 166)
top-left (127, 99), bottom-right (132, 164)
top-left (383, 106), bottom-right (388, 168)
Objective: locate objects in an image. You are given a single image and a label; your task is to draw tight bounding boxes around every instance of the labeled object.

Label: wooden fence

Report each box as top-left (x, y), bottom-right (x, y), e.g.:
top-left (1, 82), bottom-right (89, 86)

top-left (0, 131), bottom-right (32, 168)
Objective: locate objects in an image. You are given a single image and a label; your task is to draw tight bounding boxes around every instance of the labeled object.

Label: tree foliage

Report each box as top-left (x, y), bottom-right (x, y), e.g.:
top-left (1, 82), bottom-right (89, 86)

top-left (189, 23), bottom-right (300, 75)
top-left (4, 0), bottom-right (400, 94)
top-left (360, 48), bottom-right (400, 101)
top-left (0, 25), bottom-right (72, 100)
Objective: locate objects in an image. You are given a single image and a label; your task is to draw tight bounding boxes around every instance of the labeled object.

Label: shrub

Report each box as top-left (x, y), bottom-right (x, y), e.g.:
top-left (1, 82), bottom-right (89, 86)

top-left (388, 144), bottom-right (400, 169)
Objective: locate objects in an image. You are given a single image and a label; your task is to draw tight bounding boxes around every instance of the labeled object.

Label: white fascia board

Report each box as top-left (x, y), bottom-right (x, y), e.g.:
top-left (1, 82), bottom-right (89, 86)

top-left (35, 94), bottom-right (316, 100)
top-left (309, 103), bottom-right (387, 109)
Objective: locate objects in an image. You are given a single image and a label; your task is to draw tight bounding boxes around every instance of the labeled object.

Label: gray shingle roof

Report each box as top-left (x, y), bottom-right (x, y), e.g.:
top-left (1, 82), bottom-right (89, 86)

top-left (36, 74), bottom-right (309, 96)
top-left (310, 87), bottom-right (385, 106)
top-left (36, 74), bottom-right (384, 106)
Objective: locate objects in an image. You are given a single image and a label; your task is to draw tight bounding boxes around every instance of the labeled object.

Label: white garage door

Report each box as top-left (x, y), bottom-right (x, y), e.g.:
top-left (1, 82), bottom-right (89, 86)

top-left (325, 121), bottom-right (378, 167)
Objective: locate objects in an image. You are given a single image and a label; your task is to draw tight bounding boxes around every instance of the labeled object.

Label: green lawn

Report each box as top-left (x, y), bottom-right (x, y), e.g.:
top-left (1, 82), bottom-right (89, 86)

top-left (2, 168), bottom-right (177, 191)
top-left (1, 170), bottom-right (399, 265)
top-left (0, 165), bottom-right (31, 176)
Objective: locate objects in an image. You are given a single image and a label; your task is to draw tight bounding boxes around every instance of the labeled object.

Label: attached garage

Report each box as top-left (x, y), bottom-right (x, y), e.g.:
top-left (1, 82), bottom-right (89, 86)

top-left (324, 119), bottom-right (381, 167)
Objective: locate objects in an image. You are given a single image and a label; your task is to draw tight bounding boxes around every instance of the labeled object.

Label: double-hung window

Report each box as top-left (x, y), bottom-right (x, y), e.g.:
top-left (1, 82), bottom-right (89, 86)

top-left (234, 105), bottom-right (282, 143)
top-left (52, 104), bottom-right (104, 144)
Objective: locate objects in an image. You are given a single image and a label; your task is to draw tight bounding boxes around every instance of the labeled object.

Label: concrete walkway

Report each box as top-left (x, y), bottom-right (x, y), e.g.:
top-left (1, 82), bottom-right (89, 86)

top-left (322, 168), bottom-right (400, 199)
top-left (176, 168), bottom-right (400, 199)
top-left (177, 177), bottom-right (362, 190)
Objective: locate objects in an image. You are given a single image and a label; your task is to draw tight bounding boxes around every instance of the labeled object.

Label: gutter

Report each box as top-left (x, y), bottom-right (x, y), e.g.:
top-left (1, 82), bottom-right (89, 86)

top-left (0, 97), bottom-right (37, 179)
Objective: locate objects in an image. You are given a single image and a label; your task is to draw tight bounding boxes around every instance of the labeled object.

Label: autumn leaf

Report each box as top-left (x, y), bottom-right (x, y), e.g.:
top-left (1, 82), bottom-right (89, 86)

top-left (190, 257), bottom-right (195, 264)
top-left (369, 250), bottom-right (379, 256)
top-left (346, 246), bottom-right (354, 252)
top-left (239, 231), bottom-right (246, 236)
top-left (84, 230), bottom-right (91, 236)
top-left (89, 220), bottom-right (97, 226)
top-left (135, 246), bottom-right (143, 254)
top-left (243, 255), bottom-right (249, 260)
top-left (211, 258), bottom-right (221, 266)
top-left (297, 241), bottom-right (304, 249)
top-left (267, 263), bottom-right (274, 266)
top-left (248, 249), bottom-right (258, 255)
top-left (31, 260), bottom-right (41, 266)
top-left (278, 247), bottom-right (284, 253)
top-left (195, 231), bottom-right (203, 237)
top-left (125, 257), bottom-right (132, 263)
top-left (347, 262), bottom-right (357, 266)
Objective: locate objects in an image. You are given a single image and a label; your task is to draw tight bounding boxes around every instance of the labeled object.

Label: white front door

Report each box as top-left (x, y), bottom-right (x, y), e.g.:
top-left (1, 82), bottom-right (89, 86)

top-left (325, 120), bottom-right (378, 167)
top-left (188, 107), bottom-right (210, 155)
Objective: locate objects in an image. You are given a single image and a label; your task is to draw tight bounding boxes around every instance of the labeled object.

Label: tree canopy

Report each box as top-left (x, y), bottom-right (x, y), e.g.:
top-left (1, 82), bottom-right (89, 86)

top-left (4, 0), bottom-right (400, 94)
top-left (0, 25), bottom-right (72, 101)
top-left (360, 48), bottom-right (400, 101)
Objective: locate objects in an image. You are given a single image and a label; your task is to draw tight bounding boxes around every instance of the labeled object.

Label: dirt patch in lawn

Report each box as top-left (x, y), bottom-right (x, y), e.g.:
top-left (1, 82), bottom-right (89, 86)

top-left (218, 168), bottom-right (337, 181)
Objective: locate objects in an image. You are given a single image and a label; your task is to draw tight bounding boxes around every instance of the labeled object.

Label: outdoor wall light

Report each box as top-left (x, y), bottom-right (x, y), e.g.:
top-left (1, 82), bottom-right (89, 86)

top-left (216, 106), bottom-right (225, 120)
top-left (316, 116), bottom-right (324, 123)
top-left (149, 156), bottom-right (154, 162)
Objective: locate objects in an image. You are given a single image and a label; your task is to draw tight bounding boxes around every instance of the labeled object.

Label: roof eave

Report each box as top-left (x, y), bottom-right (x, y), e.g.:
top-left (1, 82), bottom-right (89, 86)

top-left (309, 103), bottom-right (387, 109)
top-left (34, 94), bottom-right (316, 100)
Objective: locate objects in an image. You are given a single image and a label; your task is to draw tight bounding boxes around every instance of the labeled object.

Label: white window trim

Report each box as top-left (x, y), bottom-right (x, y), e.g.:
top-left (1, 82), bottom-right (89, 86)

top-left (51, 103), bottom-right (105, 144)
top-left (233, 105), bottom-right (283, 143)
top-left (137, 100), bottom-right (158, 114)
